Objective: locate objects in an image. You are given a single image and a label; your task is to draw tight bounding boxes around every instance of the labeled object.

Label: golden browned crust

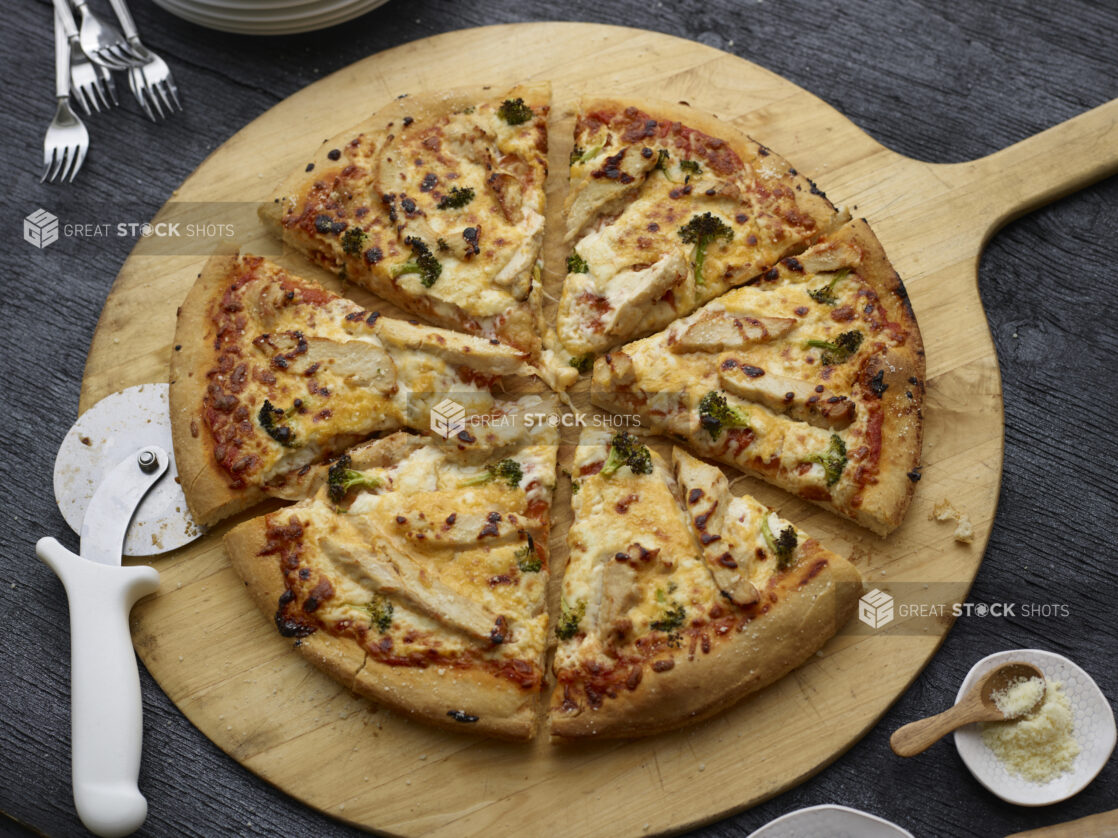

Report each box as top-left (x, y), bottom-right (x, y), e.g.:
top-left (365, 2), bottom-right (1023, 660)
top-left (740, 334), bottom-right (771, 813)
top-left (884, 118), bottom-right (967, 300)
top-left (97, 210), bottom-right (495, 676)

top-left (225, 515), bottom-right (537, 740)
top-left (831, 219), bottom-right (925, 535)
top-left (260, 83), bottom-right (551, 358)
top-left (169, 252), bottom-right (268, 527)
top-left (550, 540), bottom-right (861, 738)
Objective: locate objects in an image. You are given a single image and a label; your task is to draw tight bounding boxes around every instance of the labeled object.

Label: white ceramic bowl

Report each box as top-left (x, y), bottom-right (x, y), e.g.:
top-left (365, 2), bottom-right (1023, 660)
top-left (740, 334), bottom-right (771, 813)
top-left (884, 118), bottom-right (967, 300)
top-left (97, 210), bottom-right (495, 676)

top-left (747, 804), bottom-right (913, 838)
top-left (954, 649), bottom-right (1116, 806)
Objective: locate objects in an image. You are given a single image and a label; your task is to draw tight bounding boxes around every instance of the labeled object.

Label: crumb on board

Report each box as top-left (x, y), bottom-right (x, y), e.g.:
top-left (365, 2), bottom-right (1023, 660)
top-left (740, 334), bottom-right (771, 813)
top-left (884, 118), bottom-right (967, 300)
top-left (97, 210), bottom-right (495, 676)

top-left (930, 498), bottom-right (974, 543)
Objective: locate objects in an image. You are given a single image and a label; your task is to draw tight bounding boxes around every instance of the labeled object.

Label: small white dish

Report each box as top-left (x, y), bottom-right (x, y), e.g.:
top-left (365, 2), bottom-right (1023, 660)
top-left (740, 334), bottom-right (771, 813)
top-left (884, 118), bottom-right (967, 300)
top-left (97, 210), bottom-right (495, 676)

top-left (954, 649), bottom-right (1116, 806)
top-left (747, 804), bottom-right (913, 838)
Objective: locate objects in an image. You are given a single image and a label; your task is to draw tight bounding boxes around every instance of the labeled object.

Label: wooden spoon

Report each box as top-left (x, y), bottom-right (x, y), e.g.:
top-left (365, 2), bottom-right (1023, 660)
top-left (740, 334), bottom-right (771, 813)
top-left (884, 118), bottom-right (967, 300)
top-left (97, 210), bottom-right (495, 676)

top-left (890, 662), bottom-right (1045, 757)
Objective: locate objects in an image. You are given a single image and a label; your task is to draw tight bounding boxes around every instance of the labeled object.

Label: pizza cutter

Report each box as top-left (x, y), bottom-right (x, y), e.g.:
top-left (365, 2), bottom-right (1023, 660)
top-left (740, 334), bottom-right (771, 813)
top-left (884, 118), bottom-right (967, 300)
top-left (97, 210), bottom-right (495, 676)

top-left (36, 383), bottom-right (204, 838)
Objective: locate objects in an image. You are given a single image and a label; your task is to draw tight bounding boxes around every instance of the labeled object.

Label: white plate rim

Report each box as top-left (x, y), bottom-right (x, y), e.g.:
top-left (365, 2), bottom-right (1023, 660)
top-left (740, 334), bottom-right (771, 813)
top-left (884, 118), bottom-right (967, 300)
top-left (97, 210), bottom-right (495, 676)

top-left (953, 648), bottom-right (1117, 806)
top-left (746, 803), bottom-right (914, 838)
top-left (151, 0), bottom-right (387, 33)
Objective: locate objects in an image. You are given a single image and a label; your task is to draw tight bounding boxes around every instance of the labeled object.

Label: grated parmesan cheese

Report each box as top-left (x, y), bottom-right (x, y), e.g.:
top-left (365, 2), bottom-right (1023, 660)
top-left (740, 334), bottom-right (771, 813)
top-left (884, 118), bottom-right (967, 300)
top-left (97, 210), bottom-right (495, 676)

top-left (991, 676), bottom-right (1046, 717)
top-left (981, 678), bottom-right (1079, 783)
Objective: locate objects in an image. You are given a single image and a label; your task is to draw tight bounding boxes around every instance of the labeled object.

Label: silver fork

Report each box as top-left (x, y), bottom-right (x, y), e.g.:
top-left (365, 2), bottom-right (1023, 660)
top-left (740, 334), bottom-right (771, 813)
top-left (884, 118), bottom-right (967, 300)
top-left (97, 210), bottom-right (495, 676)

top-left (72, 0), bottom-right (144, 70)
top-left (43, 9), bottom-right (90, 183)
top-left (108, 0), bottom-right (181, 121)
top-left (54, 0), bottom-right (117, 115)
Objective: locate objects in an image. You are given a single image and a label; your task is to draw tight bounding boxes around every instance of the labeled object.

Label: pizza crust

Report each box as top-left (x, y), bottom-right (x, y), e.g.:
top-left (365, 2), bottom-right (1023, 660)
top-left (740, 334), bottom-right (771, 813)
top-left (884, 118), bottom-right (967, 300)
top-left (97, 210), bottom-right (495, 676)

top-left (170, 252), bottom-right (269, 527)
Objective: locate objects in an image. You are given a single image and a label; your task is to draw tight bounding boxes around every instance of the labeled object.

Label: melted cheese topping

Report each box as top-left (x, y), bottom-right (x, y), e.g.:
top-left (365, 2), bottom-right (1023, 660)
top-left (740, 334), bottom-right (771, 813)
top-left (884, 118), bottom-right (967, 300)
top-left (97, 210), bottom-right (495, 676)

top-left (557, 112), bottom-right (842, 354)
top-left (593, 232), bottom-right (908, 506)
top-left (555, 428), bottom-right (814, 677)
top-left (295, 422), bottom-right (558, 670)
top-left (206, 256), bottom-right (527, 490)
top-left (278, 90), bottom-right (548, 340)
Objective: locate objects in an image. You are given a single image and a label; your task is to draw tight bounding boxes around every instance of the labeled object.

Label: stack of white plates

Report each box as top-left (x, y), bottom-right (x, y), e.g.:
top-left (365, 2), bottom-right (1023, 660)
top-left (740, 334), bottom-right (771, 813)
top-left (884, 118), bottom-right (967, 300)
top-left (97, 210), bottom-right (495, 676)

top-left (151, 0), bottom-right (390, 35)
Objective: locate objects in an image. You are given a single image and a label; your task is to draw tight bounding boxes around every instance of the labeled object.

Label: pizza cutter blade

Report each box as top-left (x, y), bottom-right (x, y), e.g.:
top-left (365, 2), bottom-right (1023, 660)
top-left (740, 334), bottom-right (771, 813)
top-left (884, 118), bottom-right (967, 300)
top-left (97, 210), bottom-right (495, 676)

top-left (53, 382), bottom-right (204, 555)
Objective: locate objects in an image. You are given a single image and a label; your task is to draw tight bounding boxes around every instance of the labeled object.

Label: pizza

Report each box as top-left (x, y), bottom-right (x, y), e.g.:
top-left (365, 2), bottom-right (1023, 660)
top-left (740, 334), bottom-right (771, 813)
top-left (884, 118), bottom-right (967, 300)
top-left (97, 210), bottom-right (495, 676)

top-left (259, 83), bottom-right (550, 359)
top-left (590, 219), bottom-right (925, 535)
top-left (550, 429), bottom-right (861, 737)
top-left (167, 90), bottom-right (927, 741)
top-left (226, 397), bottom-right (559, 739)
top-left (551, 97), bottom-right (847, 373)
top-left (169, 251), bottom-right (534, 527)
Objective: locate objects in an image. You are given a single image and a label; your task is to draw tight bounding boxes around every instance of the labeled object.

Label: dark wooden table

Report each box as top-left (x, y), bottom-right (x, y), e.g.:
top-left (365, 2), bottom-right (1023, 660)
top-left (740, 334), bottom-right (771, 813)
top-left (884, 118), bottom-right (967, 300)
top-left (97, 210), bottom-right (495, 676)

top-left (2, 1), bottom-right (1115, 836)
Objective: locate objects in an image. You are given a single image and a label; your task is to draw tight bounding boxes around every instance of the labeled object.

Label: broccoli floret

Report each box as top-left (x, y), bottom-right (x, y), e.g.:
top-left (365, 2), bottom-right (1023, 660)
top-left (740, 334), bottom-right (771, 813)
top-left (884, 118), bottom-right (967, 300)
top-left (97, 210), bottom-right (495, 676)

top-left (569, 144), bottom-right (603, 165)
top-left (258, 400), bottom-right (296, 447)
top-left (805, 330), bottom-right (863, 365)
top-left (497, 98), bottom-right (534, 125)
top-left (653, 148), bottom-right (675, 180)
top-left (807, 268), bottom-right (851, 306)
top-left (364, 593), bottom-right (394, 633)
top-left (437, 186), bottom-right (475, 210)
top-left (600, 431), bottom-right (653, 477)
top-left (515, 535), bottom-right (541, 573)
top-left (569, 352), bottom-right (594, 373)
top-left (390, 237), bottom-right (442, 288)
top-left (761, 515), bottom-right (799, 569)
top-left (650, 603), bottom-right (686, 633)
top-left (678, 212), bottom-right (734, 285)
top-left (340, 227), bottom-right (367, 256)
top-left (566, 252), bottom-right (589, 274)
top-left (327, 454), bottom-right (382, 504)
top-left (679, 159), bottom-right (702, 177)
top-left (809, 433), bottom-right (848, 486)
top-left (460, 458), bottom-right (523, 489)
top-left (555, 599), bottom-right (586, 640)
top-left (697, 391), bottom-right (750, 440)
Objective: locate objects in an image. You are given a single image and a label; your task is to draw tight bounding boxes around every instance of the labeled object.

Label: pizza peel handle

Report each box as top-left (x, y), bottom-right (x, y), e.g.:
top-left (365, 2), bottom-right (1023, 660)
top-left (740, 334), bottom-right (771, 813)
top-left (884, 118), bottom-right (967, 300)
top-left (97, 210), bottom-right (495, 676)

top-left (36, 537), bottom-right (159, 838)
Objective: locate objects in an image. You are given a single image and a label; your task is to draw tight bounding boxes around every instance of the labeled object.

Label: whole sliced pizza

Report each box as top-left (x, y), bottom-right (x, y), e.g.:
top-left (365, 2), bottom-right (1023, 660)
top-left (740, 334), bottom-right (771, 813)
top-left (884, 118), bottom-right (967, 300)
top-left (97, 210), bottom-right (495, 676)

top-left (169, 88), bottom-right (925, 739)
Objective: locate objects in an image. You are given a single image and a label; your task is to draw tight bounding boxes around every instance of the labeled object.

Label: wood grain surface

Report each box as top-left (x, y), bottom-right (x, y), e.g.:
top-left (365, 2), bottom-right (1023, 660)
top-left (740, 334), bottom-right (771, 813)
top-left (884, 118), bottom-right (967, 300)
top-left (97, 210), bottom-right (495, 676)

top-left (67, 21), bottom-right (1118, 838)
top-left (3, 2), bottom-right (1116, 837)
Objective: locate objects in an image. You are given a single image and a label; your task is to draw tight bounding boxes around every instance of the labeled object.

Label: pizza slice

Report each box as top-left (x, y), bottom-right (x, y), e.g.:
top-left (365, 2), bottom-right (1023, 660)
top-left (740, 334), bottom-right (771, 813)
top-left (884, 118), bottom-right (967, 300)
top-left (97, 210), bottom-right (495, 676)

top-left (553, 97), bottom-right (847, 369)
top-left (550, 429), bottom-right (861, 738)
top-left (259, 83), bottom-right (550, 358)
top-left (170, 252), bottom-right (534, 527)
top-left (590, 219), bottom-right (925, 535)
top-left (227, 393), bottom-right (559, 739)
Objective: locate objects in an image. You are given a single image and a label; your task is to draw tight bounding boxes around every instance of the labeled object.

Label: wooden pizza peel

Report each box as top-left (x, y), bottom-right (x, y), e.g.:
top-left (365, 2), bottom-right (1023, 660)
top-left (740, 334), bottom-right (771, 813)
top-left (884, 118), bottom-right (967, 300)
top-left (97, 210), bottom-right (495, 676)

top-left (78, 23), bottom-right (1118, 837)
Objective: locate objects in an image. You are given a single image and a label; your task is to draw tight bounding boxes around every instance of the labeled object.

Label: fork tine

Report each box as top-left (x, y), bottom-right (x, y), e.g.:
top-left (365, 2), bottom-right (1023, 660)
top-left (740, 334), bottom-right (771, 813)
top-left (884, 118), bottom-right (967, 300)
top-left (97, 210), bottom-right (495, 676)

top-left (94, 70), bottom-right (115, 110)
top-left (93, 48), bottom-right (131, 71)
top-left (67, 143), bottom-right (88, 182)
top-left (57, 148), bottom-right (74, 184)
top-left (41, 148), bottom-right (56, 183)
top-left (51, 148), bottom-right (70, 184)
top-left (101, 69), bottom-right (119, 106)
top-left (90, 78), bottom-right (108, 111)
top-left (155, 81), bottom-right (175, 115)
top-left (109, 44), bottom-right (142, 67)
top-left (144, 72), bottom-right (166, 120)
top-left (166, 78), bottom-right (182, 111)
top-left (71, 83), bottom-right (91, 116)
top-left (130, 72), bottom-right (155, 121)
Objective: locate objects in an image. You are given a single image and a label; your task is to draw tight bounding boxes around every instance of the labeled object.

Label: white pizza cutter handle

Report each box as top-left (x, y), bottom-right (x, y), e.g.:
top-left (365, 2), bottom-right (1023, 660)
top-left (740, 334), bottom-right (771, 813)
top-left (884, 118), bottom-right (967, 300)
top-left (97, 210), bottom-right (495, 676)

top-left (36, 537), bottom-right (159, 838)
